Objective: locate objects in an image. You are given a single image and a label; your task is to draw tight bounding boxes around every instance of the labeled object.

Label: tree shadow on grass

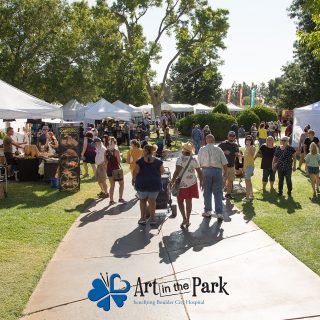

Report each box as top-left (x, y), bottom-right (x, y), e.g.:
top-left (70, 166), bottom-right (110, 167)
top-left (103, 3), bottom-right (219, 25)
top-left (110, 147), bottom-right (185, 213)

top-left (1, 181), bottom-right (75, 210)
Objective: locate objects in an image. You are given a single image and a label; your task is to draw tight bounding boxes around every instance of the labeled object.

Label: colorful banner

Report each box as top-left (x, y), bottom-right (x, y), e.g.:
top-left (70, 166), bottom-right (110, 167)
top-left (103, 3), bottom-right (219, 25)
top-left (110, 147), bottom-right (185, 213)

top-left (250, 86), bottom-right (255, 108)
top-left (58, 126), bottom-right (81, 192)
top-left (239, 85), bottom-right (243, 107)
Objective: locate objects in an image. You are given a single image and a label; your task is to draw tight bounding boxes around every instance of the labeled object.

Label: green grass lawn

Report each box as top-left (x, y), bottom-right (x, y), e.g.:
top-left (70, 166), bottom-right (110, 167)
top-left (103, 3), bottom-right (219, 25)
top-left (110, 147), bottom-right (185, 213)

top-left (0, 162), bottom-right (129, 320)
top-left (233, 157), bottom-right (320, 275)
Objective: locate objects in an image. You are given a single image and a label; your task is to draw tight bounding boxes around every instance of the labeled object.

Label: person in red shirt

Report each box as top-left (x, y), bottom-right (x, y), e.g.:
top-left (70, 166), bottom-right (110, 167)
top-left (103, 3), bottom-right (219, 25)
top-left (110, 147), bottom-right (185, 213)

top-left (285, 120), bottom-right (293, 138)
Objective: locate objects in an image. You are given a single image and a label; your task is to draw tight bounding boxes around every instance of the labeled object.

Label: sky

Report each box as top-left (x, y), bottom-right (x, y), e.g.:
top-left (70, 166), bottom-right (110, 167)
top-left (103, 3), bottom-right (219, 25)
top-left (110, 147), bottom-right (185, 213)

top-left (84, 0), bottom-right (297, 89)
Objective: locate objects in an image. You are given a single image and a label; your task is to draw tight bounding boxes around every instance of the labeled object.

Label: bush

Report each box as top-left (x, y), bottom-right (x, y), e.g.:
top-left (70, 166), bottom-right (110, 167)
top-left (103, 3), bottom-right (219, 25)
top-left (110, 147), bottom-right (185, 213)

top-left (236, 109), bottom-right (260, 132)
top-left (252, 105), bottom-right (277, 122)
top-left (177, 112), bottom-right (236, 141)
top-left (212, 102), bottom-right (230, 115)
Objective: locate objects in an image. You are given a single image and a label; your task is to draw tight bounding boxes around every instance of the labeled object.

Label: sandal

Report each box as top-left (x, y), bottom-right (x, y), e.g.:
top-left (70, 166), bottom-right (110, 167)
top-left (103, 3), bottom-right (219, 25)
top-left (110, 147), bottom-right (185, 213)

top-left (119, 199), bottom-right (127, 203)
top-left (138, 219), bottom-right (147, 225)
top-left (109, 200), bottom-right (116, 206)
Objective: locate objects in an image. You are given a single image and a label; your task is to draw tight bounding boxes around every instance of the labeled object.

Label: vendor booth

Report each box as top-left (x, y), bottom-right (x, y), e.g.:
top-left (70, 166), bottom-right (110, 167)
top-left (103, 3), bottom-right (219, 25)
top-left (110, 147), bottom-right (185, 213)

top-left (193, 103), bottom-right (212, 114)
top-left (292, 100), bottom-right (320, 148)
top-left (113, 100), bottom-right (143, 121)
top-left (161, 102), bottom-right (194, 119)
top-left (62, 99), bottom-right (85, 122)
top-left (227, 102), bottom-right (243, 113)
top-left (85, 98), bottom-right (131, 121)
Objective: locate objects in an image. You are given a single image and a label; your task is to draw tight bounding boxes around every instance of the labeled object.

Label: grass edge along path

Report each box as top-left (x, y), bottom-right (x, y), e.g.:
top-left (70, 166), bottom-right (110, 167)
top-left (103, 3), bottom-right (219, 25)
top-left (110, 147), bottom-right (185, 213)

top-left (0, 164), bottom-right (129, 320)
top-left (233, 157), bottom-right (320, 276)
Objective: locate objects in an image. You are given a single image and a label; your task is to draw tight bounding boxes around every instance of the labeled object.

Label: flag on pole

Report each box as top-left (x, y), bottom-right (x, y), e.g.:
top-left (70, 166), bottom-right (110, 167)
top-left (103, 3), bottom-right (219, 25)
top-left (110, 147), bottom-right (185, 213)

top-left (250, 84), bottom-right (255, 108)
top-left (239, 85), bottom-right (243, 107)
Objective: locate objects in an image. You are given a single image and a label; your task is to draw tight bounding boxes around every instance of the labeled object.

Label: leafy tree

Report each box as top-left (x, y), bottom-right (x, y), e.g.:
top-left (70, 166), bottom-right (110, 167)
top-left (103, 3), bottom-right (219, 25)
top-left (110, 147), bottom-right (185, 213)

top-left (236, 109), bottom-right (260, 131)
top-left (169, 57), bottom-right (222, 105)
top-left (112, 0), bottom-right (229, 116)
top-left (252, 105), bottom-right (278, 122)
top-left (212, 102), bottom-right (230, 114)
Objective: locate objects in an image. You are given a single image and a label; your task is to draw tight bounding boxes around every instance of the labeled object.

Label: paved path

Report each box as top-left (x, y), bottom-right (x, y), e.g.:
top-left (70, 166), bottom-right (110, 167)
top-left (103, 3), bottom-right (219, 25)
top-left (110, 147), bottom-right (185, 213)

top-left (21, 157), bottom-right (320, 320)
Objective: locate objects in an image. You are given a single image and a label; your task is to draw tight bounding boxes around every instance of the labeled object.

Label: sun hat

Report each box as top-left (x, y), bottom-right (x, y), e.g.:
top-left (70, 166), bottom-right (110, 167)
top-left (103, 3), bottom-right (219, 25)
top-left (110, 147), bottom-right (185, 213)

top-left (181, 141), bottom-right (195, 154)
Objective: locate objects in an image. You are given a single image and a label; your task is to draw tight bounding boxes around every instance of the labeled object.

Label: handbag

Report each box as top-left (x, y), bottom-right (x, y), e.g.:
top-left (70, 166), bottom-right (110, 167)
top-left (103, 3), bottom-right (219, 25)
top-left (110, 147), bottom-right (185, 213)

top-left (112, 168), bottom-right (123, 181)
top-left (172, 156), bottom-right (192, 197)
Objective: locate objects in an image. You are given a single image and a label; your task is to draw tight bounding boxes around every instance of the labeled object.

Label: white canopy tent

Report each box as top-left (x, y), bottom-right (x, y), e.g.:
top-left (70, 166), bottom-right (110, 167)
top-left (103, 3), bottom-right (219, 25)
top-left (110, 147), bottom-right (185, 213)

top-left (62, 99), bottom-right (85, 122)
top-left (227, 102), bottom-right (243, 112)
top-left (193, 103), bottom-right (212, 114)
top-left (137, 104), bottom-right (153, 113)
top-left (113, 100), bottom-right (143, 116)
top-left (0, 79), bottom-right (62, 119)
top-left (85, 98), bottom-right (131, 121)
top-left (292, 101), bottom-right (320, 148)
top-left (162, 102), bottom-right (194, 112)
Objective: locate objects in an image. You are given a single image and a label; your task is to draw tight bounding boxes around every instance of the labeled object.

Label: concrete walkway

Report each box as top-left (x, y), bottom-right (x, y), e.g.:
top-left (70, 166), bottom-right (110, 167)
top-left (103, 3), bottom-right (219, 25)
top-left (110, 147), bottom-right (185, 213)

top-left (21, 158), bottom-right (320, 320)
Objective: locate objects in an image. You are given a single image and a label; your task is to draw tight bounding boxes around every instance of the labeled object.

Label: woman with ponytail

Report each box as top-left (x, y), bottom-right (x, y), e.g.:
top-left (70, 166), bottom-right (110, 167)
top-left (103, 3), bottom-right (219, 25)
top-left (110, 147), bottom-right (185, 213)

top-left (132, 144), bottom-right (165, 225)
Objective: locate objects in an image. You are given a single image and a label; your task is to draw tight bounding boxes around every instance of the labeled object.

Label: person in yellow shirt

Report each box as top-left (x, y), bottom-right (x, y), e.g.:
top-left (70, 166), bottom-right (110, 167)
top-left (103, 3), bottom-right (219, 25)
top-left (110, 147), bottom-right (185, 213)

top-left (258, 123), bottom-right (268, 146)
top-left (241, 135), bottom-right (256, 202)
top-left (127, 139), bottom-right (143, 178)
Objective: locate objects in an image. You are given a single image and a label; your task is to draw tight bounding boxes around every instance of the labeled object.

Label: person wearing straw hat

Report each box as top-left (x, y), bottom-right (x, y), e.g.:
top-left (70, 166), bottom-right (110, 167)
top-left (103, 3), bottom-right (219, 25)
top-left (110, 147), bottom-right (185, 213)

top-left (171, 142), bottom-right (202, 228)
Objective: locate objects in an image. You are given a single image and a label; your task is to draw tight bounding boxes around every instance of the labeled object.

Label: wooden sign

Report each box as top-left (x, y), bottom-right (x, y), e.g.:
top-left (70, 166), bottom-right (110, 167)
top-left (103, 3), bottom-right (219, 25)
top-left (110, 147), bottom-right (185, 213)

top-left (58, 127), bottom-right (80, 192)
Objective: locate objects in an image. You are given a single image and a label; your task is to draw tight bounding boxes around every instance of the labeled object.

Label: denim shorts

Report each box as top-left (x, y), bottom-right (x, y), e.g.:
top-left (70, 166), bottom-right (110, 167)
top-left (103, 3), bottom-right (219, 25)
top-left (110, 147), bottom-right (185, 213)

top-left (262, 168), bottom-right (276, 182)
top-left (244, 165), bottom-right (254, 180)
top-left (137, 191), bottom-right (159, 199)
top-left (308, 166), bottom-right (319, 175)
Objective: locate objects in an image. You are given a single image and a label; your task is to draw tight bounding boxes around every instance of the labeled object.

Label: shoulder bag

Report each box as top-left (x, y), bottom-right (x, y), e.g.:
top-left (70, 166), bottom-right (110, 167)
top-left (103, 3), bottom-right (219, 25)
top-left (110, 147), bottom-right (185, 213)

top-left (171, 156), bottom-right (192, 197)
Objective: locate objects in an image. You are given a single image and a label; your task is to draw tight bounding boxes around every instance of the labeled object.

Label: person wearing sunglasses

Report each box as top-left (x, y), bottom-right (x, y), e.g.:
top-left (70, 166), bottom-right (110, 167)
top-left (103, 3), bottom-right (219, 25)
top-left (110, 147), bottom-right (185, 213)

top-left (218, 131), bottom-right (240, 200)
top-left (272, 136), bottom-right (296, 197)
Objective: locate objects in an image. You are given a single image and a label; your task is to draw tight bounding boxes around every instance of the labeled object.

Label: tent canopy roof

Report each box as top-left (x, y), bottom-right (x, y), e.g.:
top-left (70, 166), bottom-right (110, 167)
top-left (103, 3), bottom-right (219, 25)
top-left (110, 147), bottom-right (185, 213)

top-left (294, 101), bottom-right (320, 113)
top-left (0, 79), bottom-right (62, 119)
top-left (85, 98), bottom-right (131, 121)
top-left (227, 102), bottom-right (242, 112)
top-left (113, 100), bottom-right (142, 115)
top-left (162, 102), bottom-right (194, 112)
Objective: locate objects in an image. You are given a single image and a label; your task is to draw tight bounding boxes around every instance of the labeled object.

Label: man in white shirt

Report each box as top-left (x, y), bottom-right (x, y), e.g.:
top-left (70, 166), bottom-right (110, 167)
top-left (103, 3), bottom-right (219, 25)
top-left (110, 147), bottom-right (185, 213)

top-left (198, 134), bottom-right (228, 221)
top-left (94, 138), bottom-right (109, 198)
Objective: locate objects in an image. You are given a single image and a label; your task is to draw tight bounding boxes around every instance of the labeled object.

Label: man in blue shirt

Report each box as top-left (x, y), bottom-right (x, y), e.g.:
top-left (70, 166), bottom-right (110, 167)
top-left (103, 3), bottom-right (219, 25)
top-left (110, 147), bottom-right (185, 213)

top-left (192, 125), bottom-right (202, 154)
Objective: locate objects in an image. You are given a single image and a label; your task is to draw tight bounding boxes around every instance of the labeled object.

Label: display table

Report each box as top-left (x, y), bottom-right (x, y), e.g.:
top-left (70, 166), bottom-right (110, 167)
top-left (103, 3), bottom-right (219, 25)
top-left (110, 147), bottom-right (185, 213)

top-left (44, 159), bottom-right (59, 182)
top-left (15, 157), bottom-right (40, 182)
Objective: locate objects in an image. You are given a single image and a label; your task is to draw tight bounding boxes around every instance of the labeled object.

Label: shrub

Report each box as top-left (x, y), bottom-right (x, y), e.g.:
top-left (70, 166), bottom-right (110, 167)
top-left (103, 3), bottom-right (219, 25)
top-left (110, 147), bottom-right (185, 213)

top-left (212, 102), bottom-right (230, 115)
top-left (252, 105), bottom-right (277, 122)
top-left (236, 109), bottom-right (260, 132)
top-left (177, 112), bottom-right (236, 141)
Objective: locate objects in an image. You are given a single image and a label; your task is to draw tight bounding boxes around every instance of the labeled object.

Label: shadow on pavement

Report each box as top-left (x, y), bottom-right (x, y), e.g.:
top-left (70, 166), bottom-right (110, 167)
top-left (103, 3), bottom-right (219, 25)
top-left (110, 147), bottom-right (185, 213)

top-left (78, 198), bottom-right (138, 227)
top-left (159, 218), bottom-right (224, 264)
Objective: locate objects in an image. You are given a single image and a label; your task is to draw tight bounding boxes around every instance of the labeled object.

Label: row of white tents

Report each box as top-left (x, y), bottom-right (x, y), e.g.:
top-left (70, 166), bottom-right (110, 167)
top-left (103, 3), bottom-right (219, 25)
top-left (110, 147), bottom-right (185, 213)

top-left (1, 79), bottom-right (319, 144)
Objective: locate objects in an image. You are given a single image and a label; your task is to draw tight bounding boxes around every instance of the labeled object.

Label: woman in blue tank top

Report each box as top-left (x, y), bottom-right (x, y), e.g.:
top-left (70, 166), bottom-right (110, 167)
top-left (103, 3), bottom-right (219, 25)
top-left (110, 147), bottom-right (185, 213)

top-left (132, 144), bottom-right (164, 225)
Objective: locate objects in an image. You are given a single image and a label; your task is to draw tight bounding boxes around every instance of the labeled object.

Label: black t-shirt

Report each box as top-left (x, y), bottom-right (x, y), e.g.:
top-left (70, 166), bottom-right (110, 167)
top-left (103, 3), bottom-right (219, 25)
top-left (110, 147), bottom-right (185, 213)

top-left (79, 127), bottom-right (84, 139)
top-left (259, 145), bottom-right (276, 169)
top-left (304, 137), bottom-right (319, 154)
top-left (218, 141), bottom-right (239, 167)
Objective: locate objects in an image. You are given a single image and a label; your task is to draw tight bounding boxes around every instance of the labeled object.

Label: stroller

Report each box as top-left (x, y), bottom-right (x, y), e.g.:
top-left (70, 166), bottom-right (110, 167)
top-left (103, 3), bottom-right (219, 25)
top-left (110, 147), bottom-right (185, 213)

top-left (156, 167), bottom-right (177, 217)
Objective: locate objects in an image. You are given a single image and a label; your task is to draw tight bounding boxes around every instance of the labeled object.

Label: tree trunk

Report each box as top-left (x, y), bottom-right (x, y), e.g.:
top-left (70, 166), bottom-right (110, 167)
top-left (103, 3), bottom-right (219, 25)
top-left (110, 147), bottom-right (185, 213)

top-left (146, 79), bottom-right (162, 118)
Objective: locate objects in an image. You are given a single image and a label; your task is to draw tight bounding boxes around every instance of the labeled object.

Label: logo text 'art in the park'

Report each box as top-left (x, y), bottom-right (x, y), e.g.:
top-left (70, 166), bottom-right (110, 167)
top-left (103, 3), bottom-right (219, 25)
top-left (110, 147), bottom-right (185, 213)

top-left (88, 272), bottom-right (229, 312)
top-left (88, 273), bottom-right (131, 312)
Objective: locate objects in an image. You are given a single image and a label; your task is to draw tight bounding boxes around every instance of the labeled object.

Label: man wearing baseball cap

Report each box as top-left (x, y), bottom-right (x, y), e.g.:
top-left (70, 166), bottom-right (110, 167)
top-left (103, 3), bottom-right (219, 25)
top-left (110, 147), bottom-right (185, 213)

top-left (218, 131), bottom-right (240, 200)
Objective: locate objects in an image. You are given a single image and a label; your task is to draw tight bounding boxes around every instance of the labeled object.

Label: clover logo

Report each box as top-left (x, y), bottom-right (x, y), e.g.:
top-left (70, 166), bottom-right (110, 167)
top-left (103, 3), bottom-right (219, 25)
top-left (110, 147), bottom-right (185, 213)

top-left (88, 273), bottom-right (131, 312)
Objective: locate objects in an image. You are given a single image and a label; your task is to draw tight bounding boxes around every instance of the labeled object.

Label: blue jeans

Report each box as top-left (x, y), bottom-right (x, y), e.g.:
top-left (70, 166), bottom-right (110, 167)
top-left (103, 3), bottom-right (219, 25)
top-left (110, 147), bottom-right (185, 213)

top-left (202, 167), bottom-right (223, 213)
top-left (193, 139), bottom-right (201, 154)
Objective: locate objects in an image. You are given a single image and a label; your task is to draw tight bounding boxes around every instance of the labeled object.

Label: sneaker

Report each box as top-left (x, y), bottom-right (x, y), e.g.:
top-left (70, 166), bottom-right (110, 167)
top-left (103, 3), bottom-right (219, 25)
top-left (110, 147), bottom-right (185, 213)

top-left (202, 211), bottom-right (212, 218)
top-left (225, 193), bottom-right (234, 200)
top-left (242, 197), bottom-right (251, 203)
top-left (100, 193), bottom-right (109, 199)
top-left (97, 191), bottom-right (104, 197)
top-left (278, 192), bottom-right (283, 197)
top-left (216, 213), bottom-right (224, 221)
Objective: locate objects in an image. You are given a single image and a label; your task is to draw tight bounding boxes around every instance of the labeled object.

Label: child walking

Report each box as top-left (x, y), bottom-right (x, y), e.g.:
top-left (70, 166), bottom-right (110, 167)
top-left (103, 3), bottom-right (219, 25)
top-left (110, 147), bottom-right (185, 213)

top-left (305, 142), bottom-right (320, 199)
